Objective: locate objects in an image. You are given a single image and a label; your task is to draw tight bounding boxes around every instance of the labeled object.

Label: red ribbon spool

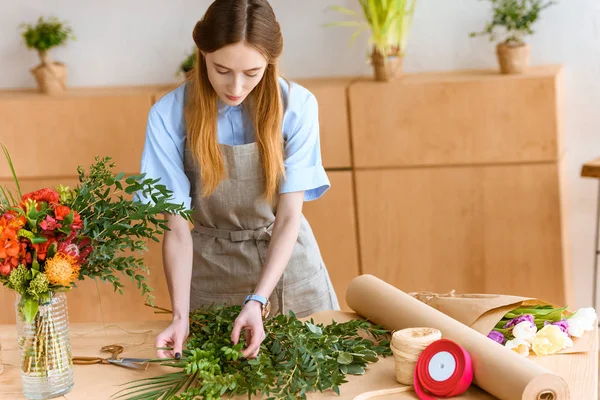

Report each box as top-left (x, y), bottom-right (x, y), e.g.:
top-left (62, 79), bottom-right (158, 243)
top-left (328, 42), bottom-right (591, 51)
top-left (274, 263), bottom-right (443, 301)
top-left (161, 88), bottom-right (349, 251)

top-left (414, 339), bottom-right (473, 399)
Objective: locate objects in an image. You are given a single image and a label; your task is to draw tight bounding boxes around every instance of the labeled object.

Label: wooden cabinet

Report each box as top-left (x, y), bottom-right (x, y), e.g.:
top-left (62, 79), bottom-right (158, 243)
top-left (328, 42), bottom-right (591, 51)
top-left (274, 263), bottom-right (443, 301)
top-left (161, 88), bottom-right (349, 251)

top-left (350, 66), bottom-right (570, 306)
top-left (0, 66), bottom-right (572, 321)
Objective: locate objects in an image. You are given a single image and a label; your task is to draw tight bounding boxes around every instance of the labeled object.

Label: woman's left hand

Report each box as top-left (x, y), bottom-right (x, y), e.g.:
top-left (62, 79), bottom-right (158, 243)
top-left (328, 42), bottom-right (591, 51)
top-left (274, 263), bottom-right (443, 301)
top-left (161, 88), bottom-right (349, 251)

top-left (231, 301), bottom-right (266, 359)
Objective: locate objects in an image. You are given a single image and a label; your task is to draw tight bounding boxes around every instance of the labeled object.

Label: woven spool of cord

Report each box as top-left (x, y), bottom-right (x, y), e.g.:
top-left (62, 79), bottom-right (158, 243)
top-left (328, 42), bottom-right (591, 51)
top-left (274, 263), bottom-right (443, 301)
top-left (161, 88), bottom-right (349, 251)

top-left (390, 327), bottom-right (442, 385)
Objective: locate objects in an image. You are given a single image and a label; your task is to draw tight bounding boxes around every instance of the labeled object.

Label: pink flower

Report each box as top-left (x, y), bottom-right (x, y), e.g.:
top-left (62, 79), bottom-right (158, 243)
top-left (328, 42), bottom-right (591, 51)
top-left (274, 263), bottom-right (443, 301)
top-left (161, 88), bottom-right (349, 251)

top-left (40, 215), bottom-right (62, 231)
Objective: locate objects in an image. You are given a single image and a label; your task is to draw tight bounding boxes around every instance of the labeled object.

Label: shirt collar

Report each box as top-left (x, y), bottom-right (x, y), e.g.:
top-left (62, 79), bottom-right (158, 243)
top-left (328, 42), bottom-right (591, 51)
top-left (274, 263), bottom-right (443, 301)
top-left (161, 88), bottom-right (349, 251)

top-left (218, 99), bottom-right (243, 115)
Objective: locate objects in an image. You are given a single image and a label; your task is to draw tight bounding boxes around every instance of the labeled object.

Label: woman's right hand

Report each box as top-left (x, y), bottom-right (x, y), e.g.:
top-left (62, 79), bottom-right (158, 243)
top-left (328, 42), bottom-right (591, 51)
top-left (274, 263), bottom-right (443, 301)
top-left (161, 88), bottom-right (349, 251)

top-left (155, 317), bottom-right (189, 359)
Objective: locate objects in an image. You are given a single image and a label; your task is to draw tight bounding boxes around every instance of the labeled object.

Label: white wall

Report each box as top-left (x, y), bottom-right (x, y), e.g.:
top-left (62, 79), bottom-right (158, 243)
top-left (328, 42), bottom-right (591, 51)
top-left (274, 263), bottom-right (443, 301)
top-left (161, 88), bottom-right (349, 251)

top-left (1, 0), bottom-right (599, 309)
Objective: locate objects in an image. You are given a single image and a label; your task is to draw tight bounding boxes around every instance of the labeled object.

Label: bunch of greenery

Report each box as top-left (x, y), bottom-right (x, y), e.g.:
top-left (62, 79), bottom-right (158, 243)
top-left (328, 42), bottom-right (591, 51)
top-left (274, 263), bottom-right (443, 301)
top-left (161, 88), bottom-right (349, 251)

top-left (327, 0), bottom-right (417, 57)
top-left (470, 0), bottom-right (556, 46)
top-left (20, 16), bottom-right (75, 62)
top-left (114, 305), bottom-right (392, 400)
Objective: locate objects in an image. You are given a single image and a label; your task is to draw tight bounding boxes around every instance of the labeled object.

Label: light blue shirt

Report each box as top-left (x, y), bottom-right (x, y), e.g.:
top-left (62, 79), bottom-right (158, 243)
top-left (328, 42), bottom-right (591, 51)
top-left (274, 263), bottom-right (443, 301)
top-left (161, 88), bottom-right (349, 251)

top-left (138, 77), bottom-right (330, 210)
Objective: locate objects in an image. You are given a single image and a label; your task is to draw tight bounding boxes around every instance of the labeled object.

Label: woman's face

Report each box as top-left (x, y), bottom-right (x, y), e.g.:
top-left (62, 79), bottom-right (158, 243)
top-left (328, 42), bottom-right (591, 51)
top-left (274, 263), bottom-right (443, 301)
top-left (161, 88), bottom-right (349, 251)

top-left (203, 42), bottom-right (268, 107)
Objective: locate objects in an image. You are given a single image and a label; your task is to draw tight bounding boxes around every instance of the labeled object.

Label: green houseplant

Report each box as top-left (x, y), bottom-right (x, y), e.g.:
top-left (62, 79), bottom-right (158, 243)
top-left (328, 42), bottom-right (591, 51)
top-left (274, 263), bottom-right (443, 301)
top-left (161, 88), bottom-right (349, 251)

top-left (470, 0), bottom-right (556, 74)
top-left (20, 16), bottom-right (75, 94)
top-left (328, 0), bottom-right (417, 82)
top-left (178, 50), bottom-right (196, 80)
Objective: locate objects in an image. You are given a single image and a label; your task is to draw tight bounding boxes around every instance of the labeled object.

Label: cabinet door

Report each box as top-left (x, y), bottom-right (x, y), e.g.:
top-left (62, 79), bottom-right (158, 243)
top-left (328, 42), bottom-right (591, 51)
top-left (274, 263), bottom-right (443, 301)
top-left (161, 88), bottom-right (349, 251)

top-left (349, 67), bottom-right (562, 168)
top-left (298, 78), bottom-right (352, 169)
top-left (354, 163), bottom-right (568, 305)
top-left (301, 171), bottom-right (360, 311)
top-left (0, 91), bottom-right (153, 178)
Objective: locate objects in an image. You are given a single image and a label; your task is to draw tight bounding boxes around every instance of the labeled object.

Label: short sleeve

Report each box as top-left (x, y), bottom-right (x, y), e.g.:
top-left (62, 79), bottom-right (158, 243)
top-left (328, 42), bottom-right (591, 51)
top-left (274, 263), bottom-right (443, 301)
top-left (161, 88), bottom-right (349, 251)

top-left (135, 107), bottom-right (192, 210)
top-left (279, 92), bottom-right (330, 201)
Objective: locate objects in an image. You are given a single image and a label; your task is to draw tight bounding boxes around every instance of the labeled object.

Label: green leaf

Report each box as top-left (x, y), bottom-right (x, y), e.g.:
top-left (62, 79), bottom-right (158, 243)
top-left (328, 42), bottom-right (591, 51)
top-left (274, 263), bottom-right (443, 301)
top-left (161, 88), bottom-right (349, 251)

top-left (30, 236), bottom-right (48, 244)
top-left (337, 352), bottom-right (353, 365)
top-left (306, 322), bottom-right (323, 336)
top-left (346, 364), bottom-right (365, 375)
top-left (22, 297), bottom-right (39, 323)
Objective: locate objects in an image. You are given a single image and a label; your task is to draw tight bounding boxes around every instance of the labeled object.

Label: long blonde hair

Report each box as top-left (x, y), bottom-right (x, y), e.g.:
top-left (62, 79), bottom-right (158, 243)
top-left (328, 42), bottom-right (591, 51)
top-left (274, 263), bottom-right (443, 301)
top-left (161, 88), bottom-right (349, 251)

top-left (185, 0), bottom-right (285, 201)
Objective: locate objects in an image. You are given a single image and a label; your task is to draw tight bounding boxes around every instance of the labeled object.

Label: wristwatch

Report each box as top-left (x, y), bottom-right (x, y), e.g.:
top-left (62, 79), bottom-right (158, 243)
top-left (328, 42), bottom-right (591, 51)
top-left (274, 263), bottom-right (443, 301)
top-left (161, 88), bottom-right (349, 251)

top-left (243, 294), bottom-right (271, 319)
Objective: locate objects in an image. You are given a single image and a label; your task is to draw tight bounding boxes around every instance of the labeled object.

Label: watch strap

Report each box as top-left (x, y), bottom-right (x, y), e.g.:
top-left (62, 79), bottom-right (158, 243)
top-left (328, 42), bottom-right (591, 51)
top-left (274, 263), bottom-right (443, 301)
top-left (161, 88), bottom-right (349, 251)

top-left (244, 294), bottom-right (268, 306)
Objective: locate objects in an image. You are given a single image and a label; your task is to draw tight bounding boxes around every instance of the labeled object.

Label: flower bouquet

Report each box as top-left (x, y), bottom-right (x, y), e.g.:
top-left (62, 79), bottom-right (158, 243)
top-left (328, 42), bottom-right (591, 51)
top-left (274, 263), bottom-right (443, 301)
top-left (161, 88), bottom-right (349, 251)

top-left (487, 305), bottom-right (596, 357)
top-left (0, 145), bottom-right (191, 399)
top-left (410, 291), bottom-right (597, 358)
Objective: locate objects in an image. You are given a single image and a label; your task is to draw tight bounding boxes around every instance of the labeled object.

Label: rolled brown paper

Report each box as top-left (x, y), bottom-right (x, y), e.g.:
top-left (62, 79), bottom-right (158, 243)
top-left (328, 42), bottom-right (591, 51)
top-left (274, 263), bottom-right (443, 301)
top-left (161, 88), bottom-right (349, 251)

top-left (346, 275), bottom-right (570, 400)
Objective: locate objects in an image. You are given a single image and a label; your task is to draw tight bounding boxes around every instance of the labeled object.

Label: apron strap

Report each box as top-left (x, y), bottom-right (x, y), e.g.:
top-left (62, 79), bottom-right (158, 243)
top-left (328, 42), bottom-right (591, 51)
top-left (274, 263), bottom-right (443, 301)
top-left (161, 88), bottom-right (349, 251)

top-left (193, 223), bottom-right (274, 242)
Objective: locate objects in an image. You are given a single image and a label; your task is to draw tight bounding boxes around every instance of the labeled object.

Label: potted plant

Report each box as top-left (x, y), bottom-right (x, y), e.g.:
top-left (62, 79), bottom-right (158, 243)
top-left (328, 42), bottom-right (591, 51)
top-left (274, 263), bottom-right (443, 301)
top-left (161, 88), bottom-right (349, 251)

top-left (470, 0), bottom-right (556, 74)
top-left (20, 16), bottom-right (75, 94)
top-left (328, 0), bottom-right (417, 82)
top-left (178, 50), bottom-right (196, 80)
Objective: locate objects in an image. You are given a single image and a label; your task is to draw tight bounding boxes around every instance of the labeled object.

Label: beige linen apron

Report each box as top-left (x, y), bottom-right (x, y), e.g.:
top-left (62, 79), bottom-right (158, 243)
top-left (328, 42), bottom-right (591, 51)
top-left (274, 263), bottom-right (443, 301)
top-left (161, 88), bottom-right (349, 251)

top-left (183, 142), bottom-right (340, 318)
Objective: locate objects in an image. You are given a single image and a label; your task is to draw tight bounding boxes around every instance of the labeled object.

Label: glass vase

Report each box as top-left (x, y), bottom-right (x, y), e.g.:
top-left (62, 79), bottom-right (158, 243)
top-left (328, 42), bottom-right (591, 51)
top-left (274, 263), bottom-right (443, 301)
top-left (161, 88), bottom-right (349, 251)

top-left (15, 292), bottom-right (74, 399)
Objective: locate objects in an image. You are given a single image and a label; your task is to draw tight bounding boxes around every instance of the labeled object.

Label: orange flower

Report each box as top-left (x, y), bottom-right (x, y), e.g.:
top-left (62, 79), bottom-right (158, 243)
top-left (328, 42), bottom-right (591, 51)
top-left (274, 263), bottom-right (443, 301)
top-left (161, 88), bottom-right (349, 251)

top-left (44, 252), bottom-right (80, 286)
top-left (0, 237), bottom-right (20, 258)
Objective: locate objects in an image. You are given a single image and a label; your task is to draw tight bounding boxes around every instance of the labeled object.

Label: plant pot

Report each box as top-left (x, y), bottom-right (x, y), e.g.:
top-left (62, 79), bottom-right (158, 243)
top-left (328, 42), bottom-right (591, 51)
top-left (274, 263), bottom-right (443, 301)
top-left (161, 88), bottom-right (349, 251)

top-left (15, 292), bottom-right (74, 399)
top-left (31, 62), bottom-right (67, 94)
top-left (371, 50), bottom-right (404, 82)
top-left (496, 42), bottom-right (530, 74)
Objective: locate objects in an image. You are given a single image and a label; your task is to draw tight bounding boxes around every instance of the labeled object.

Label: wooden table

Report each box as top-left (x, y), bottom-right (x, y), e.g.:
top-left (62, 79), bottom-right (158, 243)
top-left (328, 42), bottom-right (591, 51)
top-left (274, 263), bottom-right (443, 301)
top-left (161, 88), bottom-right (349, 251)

top-left (582, 157), bottom-right (600, 308)
top-left (0, 311), bottom-right (597, 399)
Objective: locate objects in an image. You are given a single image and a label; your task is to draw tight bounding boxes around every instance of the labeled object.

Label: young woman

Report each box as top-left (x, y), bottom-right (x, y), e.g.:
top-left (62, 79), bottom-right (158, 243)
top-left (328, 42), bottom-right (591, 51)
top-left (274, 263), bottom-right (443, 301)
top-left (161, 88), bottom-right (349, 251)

top-left (139, 0), bottom-right (340, 361)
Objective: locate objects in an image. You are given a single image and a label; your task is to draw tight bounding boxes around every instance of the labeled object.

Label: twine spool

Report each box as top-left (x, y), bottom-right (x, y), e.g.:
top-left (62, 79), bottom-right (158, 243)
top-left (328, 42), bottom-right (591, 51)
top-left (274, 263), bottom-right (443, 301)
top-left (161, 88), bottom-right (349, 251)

top-left (390, 327), bottom-right (442, 385)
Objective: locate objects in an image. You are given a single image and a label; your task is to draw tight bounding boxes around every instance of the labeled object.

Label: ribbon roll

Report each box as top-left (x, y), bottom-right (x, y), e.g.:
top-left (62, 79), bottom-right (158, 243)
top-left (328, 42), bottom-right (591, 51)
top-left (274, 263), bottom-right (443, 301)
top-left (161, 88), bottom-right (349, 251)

top-left (414, 339), bottom-right (473, 399)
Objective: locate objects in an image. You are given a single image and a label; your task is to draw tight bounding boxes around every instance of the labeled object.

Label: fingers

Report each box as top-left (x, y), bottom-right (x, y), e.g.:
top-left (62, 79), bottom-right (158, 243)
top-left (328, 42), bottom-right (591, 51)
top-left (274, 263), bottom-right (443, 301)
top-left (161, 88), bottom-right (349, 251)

top-left (242, 327), bottom-right (265, 359)
top-left (155, 334), bottom-right (173, 359)
top-left (173, 334), bottom-right (184, 360)
top-left (231, 318), bottom-right (243, 345)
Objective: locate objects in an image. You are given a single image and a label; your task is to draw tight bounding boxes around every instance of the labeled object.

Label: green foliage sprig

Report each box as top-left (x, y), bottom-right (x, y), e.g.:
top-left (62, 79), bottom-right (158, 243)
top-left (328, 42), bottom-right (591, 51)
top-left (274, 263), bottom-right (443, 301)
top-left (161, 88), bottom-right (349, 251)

top-left (470, 0), bottom-right (556, 45)
top-left (20, 16), bottom-right (75, 53)
top-left (70, 156), bottom-right (193, 305)
top-left (114, 305), bottom-right (392, 400)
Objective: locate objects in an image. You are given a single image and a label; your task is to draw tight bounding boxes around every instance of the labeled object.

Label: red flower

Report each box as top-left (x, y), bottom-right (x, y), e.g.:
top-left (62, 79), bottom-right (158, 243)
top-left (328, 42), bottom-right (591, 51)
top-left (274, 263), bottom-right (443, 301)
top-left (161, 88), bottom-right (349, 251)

top-left (0, 255), bottom-right (20, 276)
top-left (53, 205), bottom-right (71, 220)
top-left (21, 188), bottom-right (60, 206)
top-left (0, 261), bottom-right (13, 276)
top-left (71, 212), bottom-right (83, 230)
top-left (54, 206), bottom-right (83, 231)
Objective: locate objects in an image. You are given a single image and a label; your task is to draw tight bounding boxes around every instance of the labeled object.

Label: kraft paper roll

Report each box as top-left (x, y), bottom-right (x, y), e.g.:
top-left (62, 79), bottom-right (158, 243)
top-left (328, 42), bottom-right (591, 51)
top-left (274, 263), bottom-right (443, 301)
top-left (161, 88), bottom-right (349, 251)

top-left (346, 275), bottom-right (570, 400)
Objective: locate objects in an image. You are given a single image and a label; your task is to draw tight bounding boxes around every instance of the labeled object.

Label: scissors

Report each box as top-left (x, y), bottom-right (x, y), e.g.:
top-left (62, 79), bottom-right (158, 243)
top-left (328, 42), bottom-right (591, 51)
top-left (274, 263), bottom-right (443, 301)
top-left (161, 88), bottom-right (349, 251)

top-left (72, 344), bottom-right (150, 370)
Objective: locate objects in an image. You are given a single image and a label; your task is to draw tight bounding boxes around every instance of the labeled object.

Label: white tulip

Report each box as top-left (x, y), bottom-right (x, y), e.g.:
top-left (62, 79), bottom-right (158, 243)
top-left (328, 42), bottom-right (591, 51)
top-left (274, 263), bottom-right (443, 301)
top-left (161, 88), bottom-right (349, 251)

top-left (562, 331), bottom-right (574, 349)
top-left (505, 338), bottom-right (531, 357)
top-left (567, 307), bottom-right (597, 338)
top-left (512, 321), bottom-right (537, 344)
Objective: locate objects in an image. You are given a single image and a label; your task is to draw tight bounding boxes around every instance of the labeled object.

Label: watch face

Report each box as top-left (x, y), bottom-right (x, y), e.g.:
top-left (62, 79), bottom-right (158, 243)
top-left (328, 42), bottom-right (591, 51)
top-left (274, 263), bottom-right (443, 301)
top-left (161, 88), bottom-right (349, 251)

top-left (263, 301), bottom-right (271, 319)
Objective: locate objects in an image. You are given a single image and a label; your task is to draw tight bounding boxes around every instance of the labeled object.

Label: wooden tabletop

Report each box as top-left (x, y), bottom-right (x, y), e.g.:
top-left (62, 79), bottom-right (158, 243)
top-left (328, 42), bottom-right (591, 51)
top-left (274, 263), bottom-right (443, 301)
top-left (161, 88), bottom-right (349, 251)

top-left (0, 311), bottom-right (597, 399)
top-left (582, 157), bottom-right (600, 179)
